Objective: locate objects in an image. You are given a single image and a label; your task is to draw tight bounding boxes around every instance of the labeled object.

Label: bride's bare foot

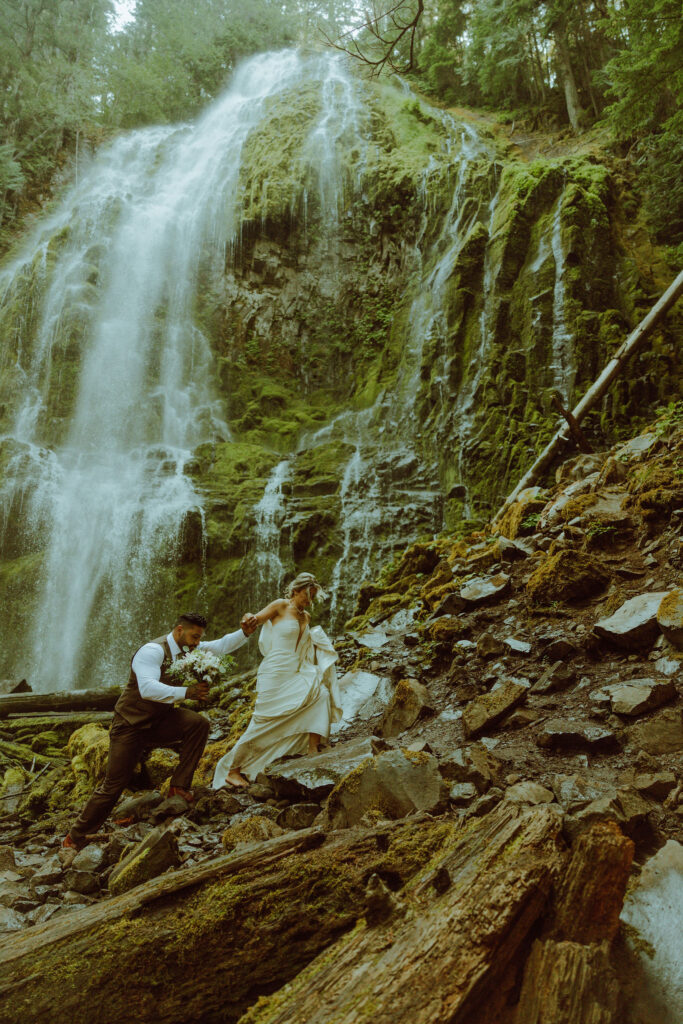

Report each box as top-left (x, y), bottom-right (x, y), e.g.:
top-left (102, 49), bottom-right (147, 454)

top-left (307, 733), bottom-right (321, 756)
top-left (224, 770), bottom-right (249, 789)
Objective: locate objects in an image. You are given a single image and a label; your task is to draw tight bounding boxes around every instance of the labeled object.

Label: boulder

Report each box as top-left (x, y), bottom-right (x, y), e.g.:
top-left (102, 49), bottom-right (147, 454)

top-left (460, 573), bottom-right (510, 606)
top-left (551, 774), bottom-right (608, 813)
top-left (526, 550), bottom-right (609, 605)
top-left (462, 680), bottom-right (528, 739)
top-left (432, 592), bottom-right (467, 617)
top-left (150, 794), bottom-right (190, 822)
top-left (108, 826), bottom-right (180, 896)
top-left (594, 591), bottom-right (670, 650)
top-left (449, 782), bottom-right (478, 806)
top-left (0, 678), bottom-right (30, 695)
top-left (276, 803), bottom-right (320, 830)
top-left (0, 906), bottom-right (24, 933)
top-left (657, 588), bottom-right (683, 648)
top-left (266, 736), bottom-right (377, 801)
top-left (324, 748), bottom-right (449, 829)
top-left (539, 635), bottom-right (578, 660)
top-left (630, 708), bottom-right (683, 755)
top-left (597, 677), bottom-right (676, 717)
top-left (537, 719), bottom-right (619, 754)
top-left (144, 748), bottom-right (179, 788)
top-left (496, 486), bottom-right (546, 539)
top-left (620, 840), bottom-right (683, 1024)
top-left (378, 678), bottom-right (433, 739)
top-left (221, 816), bottom-right (284, 852)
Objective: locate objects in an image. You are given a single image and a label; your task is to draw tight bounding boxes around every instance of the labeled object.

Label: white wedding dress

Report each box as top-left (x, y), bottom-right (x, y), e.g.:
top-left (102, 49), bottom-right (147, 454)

top-left (212, 616), bottom-right (342, 785)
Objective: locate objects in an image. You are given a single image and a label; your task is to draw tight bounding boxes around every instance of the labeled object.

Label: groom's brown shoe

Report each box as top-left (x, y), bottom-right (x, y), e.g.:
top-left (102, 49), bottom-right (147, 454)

top-left (168, 785), bottom-right (194, 802)
top-left (62, 833), bottom-right (85, 851)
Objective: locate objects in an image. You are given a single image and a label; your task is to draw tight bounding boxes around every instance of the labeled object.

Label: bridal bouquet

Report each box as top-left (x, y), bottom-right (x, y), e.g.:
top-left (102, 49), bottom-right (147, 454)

top-left (167, 648), bottom-right (234, 688)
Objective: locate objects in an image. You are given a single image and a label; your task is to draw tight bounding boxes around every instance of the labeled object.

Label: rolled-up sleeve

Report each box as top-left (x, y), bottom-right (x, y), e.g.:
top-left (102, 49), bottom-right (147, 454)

top-left (199, 629), bottom-right (249, 656)
top-left (132, 643), bottom-right (187, 702)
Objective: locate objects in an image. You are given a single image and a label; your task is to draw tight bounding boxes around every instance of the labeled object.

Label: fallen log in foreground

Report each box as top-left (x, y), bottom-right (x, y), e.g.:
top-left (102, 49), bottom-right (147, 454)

top-left (0, 687), bottom-right (120, 718)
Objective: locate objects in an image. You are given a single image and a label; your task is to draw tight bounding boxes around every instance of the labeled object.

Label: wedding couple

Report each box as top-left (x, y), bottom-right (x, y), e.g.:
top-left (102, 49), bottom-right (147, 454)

top-left (63, 572), bottom-right (340, 849)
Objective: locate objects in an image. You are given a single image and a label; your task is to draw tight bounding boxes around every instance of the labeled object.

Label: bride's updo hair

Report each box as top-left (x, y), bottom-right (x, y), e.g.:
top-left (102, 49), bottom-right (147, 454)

top-left (285, 571), bottom-right (327, 603)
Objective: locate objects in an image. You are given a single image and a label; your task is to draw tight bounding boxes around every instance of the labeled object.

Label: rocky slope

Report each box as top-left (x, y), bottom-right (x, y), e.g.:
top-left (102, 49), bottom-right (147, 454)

top-left (0, 413), bottom-right (681, 1022)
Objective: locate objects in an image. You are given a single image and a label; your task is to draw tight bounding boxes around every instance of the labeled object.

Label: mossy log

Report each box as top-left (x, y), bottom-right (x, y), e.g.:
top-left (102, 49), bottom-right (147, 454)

top-left (239, 802), bottom-right (567, 1024)
top-left (0, 815), bottom-right (455, 1024)
top-left (0, 688), bottom-right (120, 719)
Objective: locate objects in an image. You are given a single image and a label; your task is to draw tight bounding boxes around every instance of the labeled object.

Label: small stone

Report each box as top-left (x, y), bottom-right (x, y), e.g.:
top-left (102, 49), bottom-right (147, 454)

top-left (72, 844), bottom-right (106, 873)
top-left (462, 680), bottom-right (528, 739)
top-left (540, 636), bottom-right (578, 660)
top-left (247, 784), bottom-right (274, 801)
top-left (656, 588), bottom-right (683, 648)
top-left (0, 847), bottom-right (16, 871)
top-left (537, 720), bottom-right (619, 754)
top-left (551, 775), bottom-right (607, 813)
top-left (449, 782), bottom-right (478, 806)
top-left (466, 787), bottom-right (503, 818)
top-left (477, 633), bottom-right (504, 658)
top-left (460, 573), bottom-right (510, 606)
top-left (29, 863), bottom-right (63, 889)
top-left (149, 795), bottom-right (190, 822)
top-left (595, 592), bottom-right (670, 651)
top-left (276, 803), bottom-right (320, 830)
top-left (62, 890), bottom-right (96, 906)
top-left (114, 790), bottom-right (163, 822)
top-left (221, 816), bottom-right (284, 852)
top-left (633, 772), bottom-right (677, 802)
top-left (27, 903), bottom-right (60, 926)
top-left (0, 905), bottom-right (25, 933)
top-left (505, 708), bottom-right (540, 729)
top-left (630, 708), bottom-right (683, 755)
top-left (433, 592), bottom-right (467, 617)
top-left (654, 657), bottom-right (680, 676)
top-left (504, 782), bottom-right (555, 805)
top-left (601, 678), bottom-right (676, 717)
top-left (503, 637), bottom-right (532, 655)
top-left (403, 633), bottom-right (421, 648)
top-left (58, 847), bottom-right (78, 869)
top-left (438, 744), bottom-right (501, 792)
top-left (63, 869), bottom-right (99, 895)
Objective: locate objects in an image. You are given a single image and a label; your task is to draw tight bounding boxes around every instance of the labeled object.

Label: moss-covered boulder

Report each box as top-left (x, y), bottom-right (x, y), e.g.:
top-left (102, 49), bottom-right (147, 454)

top-left (67, 723), bottom-right (110, 783)
top-left (526, 551), bottom-right (610, 605)
top-left (144, 748), bottom-right (179, 789)
top-left (222, 816), bottom-right (284, 852)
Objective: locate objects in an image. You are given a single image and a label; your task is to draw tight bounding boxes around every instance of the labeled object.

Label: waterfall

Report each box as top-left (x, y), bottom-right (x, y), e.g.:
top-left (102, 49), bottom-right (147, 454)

top-left (0, 51), bottom-right (365, 690)
top-left (550, 194), bottom-right (576, 401)
top-left (253, 459), bottom-right (291, 607)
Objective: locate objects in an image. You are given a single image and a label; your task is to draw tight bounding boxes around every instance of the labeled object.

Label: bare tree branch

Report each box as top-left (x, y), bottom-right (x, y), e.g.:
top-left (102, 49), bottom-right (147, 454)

top-left (320, 1), bottom-right (425, 77)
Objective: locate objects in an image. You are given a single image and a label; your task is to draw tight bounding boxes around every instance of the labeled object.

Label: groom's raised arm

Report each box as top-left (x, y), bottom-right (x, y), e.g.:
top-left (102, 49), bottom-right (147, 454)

top-left (200, 616), bottom-right (257, 656)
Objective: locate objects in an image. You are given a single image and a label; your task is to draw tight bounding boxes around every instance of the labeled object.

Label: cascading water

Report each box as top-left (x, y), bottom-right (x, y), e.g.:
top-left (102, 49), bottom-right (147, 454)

top-left (549, 194), bottom-right (576, 401)
top-left (0, 51), bottom-right (368, 689)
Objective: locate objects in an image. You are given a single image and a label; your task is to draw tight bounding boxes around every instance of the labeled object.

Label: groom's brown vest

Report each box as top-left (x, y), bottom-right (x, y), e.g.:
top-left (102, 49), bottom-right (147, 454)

top-left (115, 635), bottom-right (185, 727)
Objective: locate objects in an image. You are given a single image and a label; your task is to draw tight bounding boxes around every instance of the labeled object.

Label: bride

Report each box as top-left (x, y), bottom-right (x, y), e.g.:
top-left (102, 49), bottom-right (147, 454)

top-left (212, 572), bottom-right (342, 789)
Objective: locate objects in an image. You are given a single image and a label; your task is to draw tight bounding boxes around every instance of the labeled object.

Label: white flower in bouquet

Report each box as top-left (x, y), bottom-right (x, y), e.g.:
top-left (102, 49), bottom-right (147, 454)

top-left (167, 648), bottom-right (233, 688)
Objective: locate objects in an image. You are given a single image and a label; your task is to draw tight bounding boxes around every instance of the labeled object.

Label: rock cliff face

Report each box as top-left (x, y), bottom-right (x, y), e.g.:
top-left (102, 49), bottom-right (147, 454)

top-left (0, 51), bottom-right (679, 689)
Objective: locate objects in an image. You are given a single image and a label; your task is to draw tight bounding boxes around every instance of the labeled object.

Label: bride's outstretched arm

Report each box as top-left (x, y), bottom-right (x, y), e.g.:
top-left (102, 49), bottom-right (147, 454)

top-left (250, 598), bottom-right (288, 625)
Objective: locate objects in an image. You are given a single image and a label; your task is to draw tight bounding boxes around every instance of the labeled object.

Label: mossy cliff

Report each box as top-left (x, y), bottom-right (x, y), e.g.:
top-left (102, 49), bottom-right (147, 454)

top-left (0, 56), bottom-right (680, 684)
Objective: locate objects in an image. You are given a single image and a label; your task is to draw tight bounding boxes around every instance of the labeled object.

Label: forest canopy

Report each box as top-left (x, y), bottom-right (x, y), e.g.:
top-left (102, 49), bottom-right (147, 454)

top-left (1, 0), bottom-right (681, 249)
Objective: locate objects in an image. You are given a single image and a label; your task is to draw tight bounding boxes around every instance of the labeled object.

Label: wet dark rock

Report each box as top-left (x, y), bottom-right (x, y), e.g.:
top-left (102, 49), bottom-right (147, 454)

top-left (537, 719), bottom-right (620, 754)
top-left (551, 774), bottom-right (608, 813)
top-left (432, 592), bottom-right (467, 617)
top-left (28, 903), bottom-right (60, 926)
top-left (462, 680), bottom-right (528, 739)
top-left (63, 869), bottom-right (99, 895)
top-left (267, 736), bottom-right (377, 801)
top-left (594, 592), bottom-right (670, 650)
top-left (230, 804), bottom-right (281, 825)
top-left (248, 783), bottom-right (274, 801)
top-left (276, 803), bottom-right (320, 830)
top-left (539, 635), bottom-right (578, 660)
top-left (503, 637), bottom-right (531, 655)
top-left (114, 790), bottom-right (163, 822)
top-left (496, 537), bottom-right (533, 561)
top-left (28, 862), bottom-right (63, 889)
top-left (0, 905), bottom-right (25, 933)
top-left (402, 633), bottom-right (421, 647)
top-left (150, 795), bottom-right (190, 822)
top-left (72, 844), bottom-right (106, 873)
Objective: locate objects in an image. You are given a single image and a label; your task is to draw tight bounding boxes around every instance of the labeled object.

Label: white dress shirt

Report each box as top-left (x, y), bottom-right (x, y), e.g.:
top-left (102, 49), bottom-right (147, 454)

top-left (131, 629), bottom-right (249, 702)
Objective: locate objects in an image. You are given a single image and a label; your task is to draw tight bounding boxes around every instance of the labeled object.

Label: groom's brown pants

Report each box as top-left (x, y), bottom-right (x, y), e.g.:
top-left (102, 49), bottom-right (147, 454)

top-left (70, 709), bottom-right (209, 842)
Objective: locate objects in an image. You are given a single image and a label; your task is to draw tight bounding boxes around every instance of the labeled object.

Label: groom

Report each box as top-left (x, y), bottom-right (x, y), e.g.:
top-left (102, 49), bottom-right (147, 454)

top-left (63, 611), bottom-right (258, 850)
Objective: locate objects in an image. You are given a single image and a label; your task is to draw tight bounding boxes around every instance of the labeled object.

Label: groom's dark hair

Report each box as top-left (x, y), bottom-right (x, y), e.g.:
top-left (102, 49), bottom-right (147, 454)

top-left (174, 612), bottom-right (208, 629)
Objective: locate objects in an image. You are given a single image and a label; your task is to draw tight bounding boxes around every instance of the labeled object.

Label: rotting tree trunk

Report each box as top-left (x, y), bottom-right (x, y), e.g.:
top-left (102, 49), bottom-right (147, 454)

top-left (0, 814), bottom-right (456, 1024)
top-left (238, 803), bottom-right (566, 1024)
top-left (0, 687), bottom-right (120, 718)
top-left (494, 268), bottom-right (683, 525)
